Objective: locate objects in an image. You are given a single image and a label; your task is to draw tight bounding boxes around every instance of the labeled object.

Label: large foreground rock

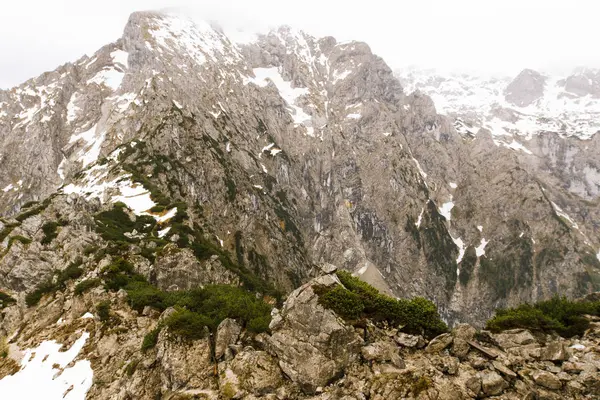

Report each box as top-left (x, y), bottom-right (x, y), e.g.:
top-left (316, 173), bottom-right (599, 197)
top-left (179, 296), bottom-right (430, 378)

top-left (267, 274), bottom-right (363, 393)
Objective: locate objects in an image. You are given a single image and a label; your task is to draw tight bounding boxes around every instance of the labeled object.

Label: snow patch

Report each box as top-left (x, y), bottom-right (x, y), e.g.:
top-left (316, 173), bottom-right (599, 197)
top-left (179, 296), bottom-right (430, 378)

top-left (476, 238), bottom-right (489, 257)
top-left (415, 207), bottom-right (425, 228)
top-left (452, 236), bottom-right (466, 264)
top-left (449, 182), bottom-right (457, 189)
top-left (158, 227), bottom-right (171, 238)
top-left (110, 49), bottom-right (129, 68)
top-left (439, 200), bottom-right (454, 221)
top-left (0, 331), bottom-right (93, 400)
top-left (87, 68), bottom-right (124, 90)
top-left (244, 67), bottom-right (312, 128)
top-left (80, 312), bottom-right (94, 320)
top-left (477, 225), bottom-right (483, 232)
top-left (551, 201), bottom-right (579, 229)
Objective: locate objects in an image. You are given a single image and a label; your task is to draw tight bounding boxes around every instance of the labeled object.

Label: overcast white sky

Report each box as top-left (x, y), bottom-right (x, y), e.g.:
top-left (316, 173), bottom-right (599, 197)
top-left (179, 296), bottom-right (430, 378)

top-left (1, 0), bottom-right (598, 88)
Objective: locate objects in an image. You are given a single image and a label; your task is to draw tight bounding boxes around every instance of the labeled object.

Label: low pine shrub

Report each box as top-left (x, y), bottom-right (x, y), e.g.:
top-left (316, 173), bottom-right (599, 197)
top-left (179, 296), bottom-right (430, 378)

top-left (315, 270), bottom-right (448, 338)
top-left (486, 296), bottom-right (600, 338)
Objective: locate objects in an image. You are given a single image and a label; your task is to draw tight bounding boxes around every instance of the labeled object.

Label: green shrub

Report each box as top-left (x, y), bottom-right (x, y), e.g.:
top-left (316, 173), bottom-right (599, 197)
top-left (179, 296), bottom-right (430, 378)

top-left (26, 259), bottom-right (85, 307)
top-left (74, 279), bottom-right (101, 295)
top-left (40, 222), bottom-right (59, 245)
top-left (96, 301), bottom-right (111, 322)
top-left (164, 308), bottom-right (213, 340)
top-left (7, 235), bottom-right (32, 247)
top-left (25, 280), bottom-right (57, 307)
top-left (21, 201), bottom-right (39, 209)
top-left (316, 271), bottom-right (448, 338)
top-left (316, 285), bottom-right (364, 319)
top-left (486, 296), bottom-right (600, 338)
top-left (0, 291), bottom-right (16, 309)
top-left (94, 203), bottom-right (155, 243)
top-left (57, 259), bottom-right (84, 287)
top-left (141, 326), bottom-right (162, 351)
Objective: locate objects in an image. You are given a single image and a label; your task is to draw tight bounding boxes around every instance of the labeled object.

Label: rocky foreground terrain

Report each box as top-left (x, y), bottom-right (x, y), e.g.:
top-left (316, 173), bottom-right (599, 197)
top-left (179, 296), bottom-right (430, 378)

top-left (0, 9), bottom-right (599, 399)
top-left (1, 265), bottom-right (599, 399)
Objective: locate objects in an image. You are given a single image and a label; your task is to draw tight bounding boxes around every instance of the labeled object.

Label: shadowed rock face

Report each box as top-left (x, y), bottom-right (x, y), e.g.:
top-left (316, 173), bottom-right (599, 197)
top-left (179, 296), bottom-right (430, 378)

top-left (504, 69), bottom-right (546, 107)
top-left (0, 10), bottom-right (599, 332)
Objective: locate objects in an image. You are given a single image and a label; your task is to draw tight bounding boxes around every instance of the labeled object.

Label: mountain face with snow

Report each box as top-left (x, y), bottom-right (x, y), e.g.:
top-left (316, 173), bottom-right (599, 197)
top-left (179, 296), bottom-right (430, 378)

top-left (0, 11), bottom-right (599, 398)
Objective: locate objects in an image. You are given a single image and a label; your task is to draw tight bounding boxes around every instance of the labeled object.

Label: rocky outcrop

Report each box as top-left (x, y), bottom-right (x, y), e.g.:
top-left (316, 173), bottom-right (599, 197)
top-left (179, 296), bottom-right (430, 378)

top-left (504, 68), bottom-right (546, 107)
top-left (267, 272), bottom-right (363, 393)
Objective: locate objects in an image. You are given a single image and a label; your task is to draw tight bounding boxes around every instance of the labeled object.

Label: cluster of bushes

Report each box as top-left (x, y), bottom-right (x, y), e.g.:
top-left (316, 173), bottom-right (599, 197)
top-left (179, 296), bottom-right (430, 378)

top-left (25, 258), bottom-right (84, 306)
top-left (486, 296), bottom-right (600, 338)
top-left (40, 220), bottom-right (67, 245)
top-left (94, 202), bottom-right (156, 243)
top-left (99, 257), bottom-right (272, 344)
top-left (0, 291), bottom-right (16, 309)
top-left (315, 271), bottom-right (448, 338)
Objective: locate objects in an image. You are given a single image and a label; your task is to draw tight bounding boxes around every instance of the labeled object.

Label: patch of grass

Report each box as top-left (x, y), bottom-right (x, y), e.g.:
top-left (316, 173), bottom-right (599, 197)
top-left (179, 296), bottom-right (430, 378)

top-left (20, 201), bottom-right (39, 209)
top-left (316, 271), bottom-right (448, 338)
top-left (0, 291), bottom-right (16, 309)
top-left (96, 301), bottom-right (111, 322)
top-left (7, 235), bottom-right (32, 248)
top-left (486, 296), bottom-right (600, 338)
top-left (40, 221), bottom-right (59, 245)
top-left (141, 326), bottom-right (162, 351)
top-left (14, 198), bottom-right (51, 222)
top-left (125, 359), bottom-right (140, 376)
top-left (74, 278), bottom-right (101, 295)
top-left (25, 280), bottom-right (57, 307)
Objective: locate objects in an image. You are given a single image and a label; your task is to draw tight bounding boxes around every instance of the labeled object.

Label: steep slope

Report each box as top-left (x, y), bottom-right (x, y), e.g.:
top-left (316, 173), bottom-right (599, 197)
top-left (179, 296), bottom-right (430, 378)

top-left (0, 10), bottom-right (599, 338)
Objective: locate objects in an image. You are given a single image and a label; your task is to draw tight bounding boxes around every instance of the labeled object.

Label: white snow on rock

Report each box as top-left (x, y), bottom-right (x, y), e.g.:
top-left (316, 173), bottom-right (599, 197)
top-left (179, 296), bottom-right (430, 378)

top-left (87, 68), bottom-right (125, 90)
top-left (2, 184), bottom-right (14, 192)
top-left (475, 238), bottom-right (489, 257)
top-left (415, 207), bottom-right (425, 228)
top-left (332, 69), bottom-right (352, 83)
top-left (62, 159), bottom-right (177, 223)
top-left (57, 157), bottom-right (68, 181)
top-left (497, 139), bottom-right (533, 155)
top-left (452, 236), bottom-right (466, 264)
top-left (68, 123), bottom-right (106, 168)
top-left (244, 67), bottom-right (312, 127)
top-left (110, 183), bottom-right (156, 215)
top-left (0, 332), bottom-right (93, 400)
top-left (66, 92), bottom-right (81, 122)
top-left (439, 200), bottom-right (454, 221)
top-left (477, 225), bottom-right (483, 232)
top-left (346, 113), bottom-right (361, 119)
top-left (110, 49), bottom-right (129, 68)
top-left (80, 312), bottom-right (94, 320)
top-left (551, 201), bottom-right (579, 229)
top-left (158, 227), bottom-right (171, 238)
top-left (261, 143), bottom-right (282, 156)
top-left (412, 158), bottom-right (428, 179)
top-left (570, 344), bottom-right (585, 350)
top-left (449, 182), bottom-right (457, 189)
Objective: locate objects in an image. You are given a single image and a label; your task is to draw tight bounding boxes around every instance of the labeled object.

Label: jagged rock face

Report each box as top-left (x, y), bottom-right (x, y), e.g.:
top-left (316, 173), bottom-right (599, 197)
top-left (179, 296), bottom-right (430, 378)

top-left (504, 69), bottom-right (546, 107)
top-left (0, 10), bottom-right (599, 332)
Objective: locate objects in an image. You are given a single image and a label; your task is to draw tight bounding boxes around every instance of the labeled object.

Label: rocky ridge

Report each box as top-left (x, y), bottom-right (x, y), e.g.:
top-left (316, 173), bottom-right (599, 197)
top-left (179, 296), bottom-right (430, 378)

top-left (1, 267), bottom-right (599, 399)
